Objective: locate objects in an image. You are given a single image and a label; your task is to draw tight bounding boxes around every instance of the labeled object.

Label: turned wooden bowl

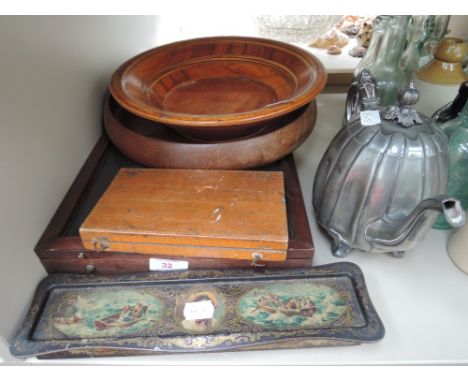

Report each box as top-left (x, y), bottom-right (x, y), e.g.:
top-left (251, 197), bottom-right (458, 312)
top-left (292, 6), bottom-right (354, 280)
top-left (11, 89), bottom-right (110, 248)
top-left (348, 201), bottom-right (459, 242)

top-left (104, 96), bottom-right (317, 169)
top-left (110, 36), bottom-right (326, 141)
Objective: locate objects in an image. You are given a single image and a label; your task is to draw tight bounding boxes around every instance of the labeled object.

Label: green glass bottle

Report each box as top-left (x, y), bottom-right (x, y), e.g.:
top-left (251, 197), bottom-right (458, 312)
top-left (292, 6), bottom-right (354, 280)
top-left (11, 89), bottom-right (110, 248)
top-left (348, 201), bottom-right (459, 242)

top-left (354, 15), bottom-right (410, 106)
top-left (400, 16), bottom-right (433, 83)
top-left (433, 103), bottom-right (468, 229)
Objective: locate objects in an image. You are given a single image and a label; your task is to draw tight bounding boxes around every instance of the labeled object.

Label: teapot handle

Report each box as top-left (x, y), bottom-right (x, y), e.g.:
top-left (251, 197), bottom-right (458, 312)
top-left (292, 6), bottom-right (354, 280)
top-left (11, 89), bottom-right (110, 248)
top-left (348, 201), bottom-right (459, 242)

top-left (345, 81), bottom-right (360, 123)
top-left (344, 69), bottom-right (381, 125)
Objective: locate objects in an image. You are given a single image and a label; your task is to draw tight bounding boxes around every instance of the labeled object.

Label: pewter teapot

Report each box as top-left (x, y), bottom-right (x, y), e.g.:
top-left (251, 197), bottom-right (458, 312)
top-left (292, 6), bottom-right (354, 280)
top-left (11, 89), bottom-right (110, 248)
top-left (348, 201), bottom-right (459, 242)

top-left (313, 71), bottom-right (465, 258)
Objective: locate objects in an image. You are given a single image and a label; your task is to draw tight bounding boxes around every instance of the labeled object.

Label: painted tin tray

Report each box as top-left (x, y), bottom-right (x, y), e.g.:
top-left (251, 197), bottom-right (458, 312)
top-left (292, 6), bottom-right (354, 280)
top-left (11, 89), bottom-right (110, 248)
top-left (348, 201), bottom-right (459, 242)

top-left (10, 262), bottom-right (384, 359)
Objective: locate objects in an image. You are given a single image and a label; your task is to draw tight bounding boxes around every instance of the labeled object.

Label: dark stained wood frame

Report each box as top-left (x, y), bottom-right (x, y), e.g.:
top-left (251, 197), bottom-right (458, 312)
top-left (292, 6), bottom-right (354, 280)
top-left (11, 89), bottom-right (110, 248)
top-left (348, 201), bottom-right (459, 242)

top-left (35, 135), bottom-right (314, 274)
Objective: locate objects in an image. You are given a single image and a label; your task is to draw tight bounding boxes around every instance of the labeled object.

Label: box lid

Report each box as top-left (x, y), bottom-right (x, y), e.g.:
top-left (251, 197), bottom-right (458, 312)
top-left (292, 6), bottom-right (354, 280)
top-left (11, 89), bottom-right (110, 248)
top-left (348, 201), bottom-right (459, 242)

top-left (79, 168), bottom-right (288, 261)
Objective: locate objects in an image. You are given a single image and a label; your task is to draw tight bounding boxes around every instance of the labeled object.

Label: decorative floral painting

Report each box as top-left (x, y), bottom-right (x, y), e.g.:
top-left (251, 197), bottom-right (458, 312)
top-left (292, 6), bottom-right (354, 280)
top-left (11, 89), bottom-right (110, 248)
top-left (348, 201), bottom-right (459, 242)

top-left (238, 282), bottom-right (347, 329)
top-left (51, 289), bottom-right (163, 338)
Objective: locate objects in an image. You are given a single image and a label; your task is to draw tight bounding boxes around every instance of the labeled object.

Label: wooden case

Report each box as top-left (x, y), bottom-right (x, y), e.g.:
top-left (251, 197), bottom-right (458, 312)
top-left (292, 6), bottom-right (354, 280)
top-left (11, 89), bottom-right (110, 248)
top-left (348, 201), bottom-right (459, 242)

top-left (35, 135), bottom-right (314, 274)
top-left (80, 168), bottom-right (288, 261)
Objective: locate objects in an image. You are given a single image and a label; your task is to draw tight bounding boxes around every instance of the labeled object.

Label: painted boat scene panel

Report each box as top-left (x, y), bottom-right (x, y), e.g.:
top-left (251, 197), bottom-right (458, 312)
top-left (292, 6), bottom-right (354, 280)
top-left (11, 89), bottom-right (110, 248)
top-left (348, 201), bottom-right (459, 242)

top-left (238, 279), bottom-right (365, 330)
top-left (33, 287), bottom-right (164, 340)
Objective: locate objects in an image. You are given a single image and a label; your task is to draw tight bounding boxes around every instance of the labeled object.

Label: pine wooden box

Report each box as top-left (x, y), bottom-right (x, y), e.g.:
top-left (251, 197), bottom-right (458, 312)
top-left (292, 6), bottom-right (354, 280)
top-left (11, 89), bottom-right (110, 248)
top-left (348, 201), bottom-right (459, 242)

top-left (79, 168), bottom-right (288, 261)
top-left (35, 135), bottom-right (314, 274)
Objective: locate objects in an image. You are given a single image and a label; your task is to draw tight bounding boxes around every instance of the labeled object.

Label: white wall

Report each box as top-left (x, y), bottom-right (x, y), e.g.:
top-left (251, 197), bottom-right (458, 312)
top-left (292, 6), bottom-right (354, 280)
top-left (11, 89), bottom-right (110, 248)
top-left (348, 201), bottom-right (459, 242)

top-left (0, 16), bottom-right (158, 362)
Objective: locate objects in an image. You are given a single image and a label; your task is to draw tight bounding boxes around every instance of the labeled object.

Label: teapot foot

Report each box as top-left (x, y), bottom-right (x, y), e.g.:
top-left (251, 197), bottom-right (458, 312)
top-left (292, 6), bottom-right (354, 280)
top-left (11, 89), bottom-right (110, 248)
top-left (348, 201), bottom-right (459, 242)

top-left (391, 250), bottom-right (405, 258)
top-left (332, 240), bottom-right (351, 257)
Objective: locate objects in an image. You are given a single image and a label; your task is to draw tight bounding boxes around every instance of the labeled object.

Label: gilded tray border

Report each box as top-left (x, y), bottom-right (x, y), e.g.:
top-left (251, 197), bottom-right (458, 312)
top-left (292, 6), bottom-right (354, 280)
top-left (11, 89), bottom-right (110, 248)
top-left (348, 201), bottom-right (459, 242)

top-left (10, 262), bottom-right (384, 358)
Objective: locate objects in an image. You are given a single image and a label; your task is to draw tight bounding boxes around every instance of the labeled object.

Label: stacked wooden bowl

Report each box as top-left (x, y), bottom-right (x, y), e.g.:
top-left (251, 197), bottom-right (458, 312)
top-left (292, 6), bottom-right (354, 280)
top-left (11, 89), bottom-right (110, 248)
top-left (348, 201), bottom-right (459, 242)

top-left (105, 36), bottom-right (327, 169)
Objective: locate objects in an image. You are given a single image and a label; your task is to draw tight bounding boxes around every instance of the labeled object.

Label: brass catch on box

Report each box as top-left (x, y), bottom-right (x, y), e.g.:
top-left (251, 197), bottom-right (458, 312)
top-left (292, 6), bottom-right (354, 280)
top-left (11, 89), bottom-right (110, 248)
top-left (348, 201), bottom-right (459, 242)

top-left (92, 237), bottom-right (109, 251)
top-left (251, 252), bottom-right (266, 267)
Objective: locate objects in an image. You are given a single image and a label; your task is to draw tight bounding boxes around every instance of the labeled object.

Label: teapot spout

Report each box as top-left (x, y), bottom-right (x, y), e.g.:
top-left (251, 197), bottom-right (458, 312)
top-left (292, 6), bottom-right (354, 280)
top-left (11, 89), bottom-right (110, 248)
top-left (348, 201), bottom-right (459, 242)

top-left (365, 196), bottom-right (465, 250)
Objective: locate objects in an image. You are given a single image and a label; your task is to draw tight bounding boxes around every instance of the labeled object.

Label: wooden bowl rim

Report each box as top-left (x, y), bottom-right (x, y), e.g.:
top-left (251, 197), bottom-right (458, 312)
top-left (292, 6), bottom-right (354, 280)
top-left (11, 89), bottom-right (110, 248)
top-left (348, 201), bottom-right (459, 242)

top-left (104, 95), bottom-right (317, 169)
top-left (110, 36), bottom-right (326, 128)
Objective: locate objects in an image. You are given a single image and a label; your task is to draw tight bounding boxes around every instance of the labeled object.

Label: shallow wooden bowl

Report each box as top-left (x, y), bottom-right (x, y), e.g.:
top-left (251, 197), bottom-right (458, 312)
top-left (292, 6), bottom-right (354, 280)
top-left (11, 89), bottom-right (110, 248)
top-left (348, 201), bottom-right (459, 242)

top-left (110, 36), bottom-right (326, 141)
top-left (104, 96), bottom-right (316, 169)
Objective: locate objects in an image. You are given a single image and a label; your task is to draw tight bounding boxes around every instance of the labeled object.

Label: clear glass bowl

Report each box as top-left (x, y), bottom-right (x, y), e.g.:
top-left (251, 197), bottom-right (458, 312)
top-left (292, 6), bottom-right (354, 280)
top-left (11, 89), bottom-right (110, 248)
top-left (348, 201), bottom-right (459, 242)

top-left (256, 15), bottom-right (342, 44)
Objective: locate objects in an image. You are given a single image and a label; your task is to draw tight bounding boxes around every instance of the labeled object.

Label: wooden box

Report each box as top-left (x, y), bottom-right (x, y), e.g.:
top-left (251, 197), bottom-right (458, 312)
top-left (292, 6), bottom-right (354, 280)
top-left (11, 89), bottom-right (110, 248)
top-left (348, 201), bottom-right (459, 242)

top-left (35, 135), bottom-right (314, 274)
top-left (80, 168), bottom-right (288, 261)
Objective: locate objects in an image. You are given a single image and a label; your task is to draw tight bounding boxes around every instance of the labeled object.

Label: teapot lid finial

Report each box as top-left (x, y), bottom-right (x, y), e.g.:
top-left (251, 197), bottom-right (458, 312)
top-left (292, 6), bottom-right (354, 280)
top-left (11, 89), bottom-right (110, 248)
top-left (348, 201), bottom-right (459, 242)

top-left (384, 81), bottom-right (423, 127)
top-left (397, 81), bottom-right (420, 107)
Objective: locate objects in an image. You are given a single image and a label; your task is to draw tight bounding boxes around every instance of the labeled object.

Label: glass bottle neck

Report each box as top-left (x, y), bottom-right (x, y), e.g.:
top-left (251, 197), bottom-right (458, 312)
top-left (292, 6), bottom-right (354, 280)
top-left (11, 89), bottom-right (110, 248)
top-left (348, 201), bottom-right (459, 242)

top-left (355, 16), bottom-right (410, 75)
top-left (408, 16), bottom-right (432, 44)
top-left (378, 17), bottom-right (411, 66)
top-left (428, 15), bottom-right (451, 42)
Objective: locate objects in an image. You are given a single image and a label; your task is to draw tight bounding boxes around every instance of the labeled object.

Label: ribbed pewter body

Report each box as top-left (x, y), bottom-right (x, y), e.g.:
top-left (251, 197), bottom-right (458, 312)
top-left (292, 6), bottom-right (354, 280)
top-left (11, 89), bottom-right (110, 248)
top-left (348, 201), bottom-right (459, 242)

top-left (313, 112), bottom-right (449, 254)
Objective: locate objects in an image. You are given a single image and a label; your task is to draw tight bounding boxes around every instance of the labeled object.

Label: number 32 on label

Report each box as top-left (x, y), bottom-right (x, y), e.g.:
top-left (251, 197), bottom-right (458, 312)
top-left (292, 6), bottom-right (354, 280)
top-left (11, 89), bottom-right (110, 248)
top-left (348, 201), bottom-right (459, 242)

top-left (149, 258), bottom-right (189, 271)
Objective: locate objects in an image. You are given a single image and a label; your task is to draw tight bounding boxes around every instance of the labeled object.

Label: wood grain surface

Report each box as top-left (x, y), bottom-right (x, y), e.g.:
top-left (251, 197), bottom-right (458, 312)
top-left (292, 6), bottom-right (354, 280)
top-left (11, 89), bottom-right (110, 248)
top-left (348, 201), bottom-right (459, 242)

top-left (105, 95), bottom-right (317, 169)
top-left (79, 168), bottom-right (288, 261)
top-left (110, 36), bottom-right (326, 140)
